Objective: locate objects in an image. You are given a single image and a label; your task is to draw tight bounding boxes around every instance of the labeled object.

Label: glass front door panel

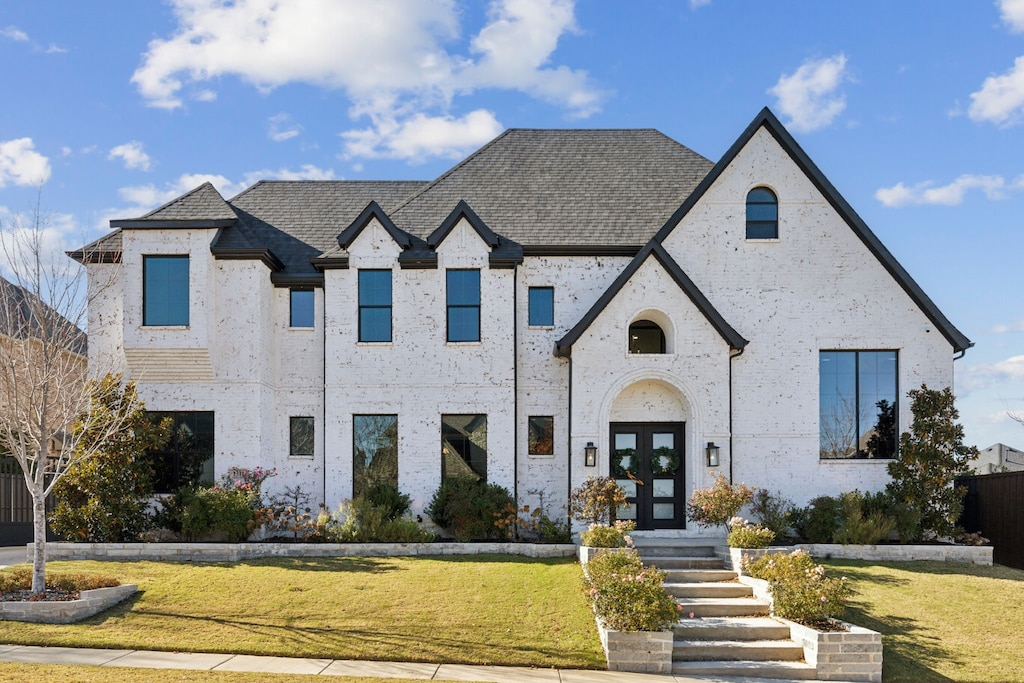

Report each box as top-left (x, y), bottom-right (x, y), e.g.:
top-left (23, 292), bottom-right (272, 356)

top-left (610, 422), bottom-right (685, 529)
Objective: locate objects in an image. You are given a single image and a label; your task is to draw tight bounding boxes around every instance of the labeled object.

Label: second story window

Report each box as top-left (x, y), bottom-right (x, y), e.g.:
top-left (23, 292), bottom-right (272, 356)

top-left (290, 289), bottom-right (314, 328)
top-left (446, 269), bottom-right (480, 342)
top-left (358, 270), bottom-right (392, 342)
top-left (143, 255), bottom-right (189, 326)
top-left (746, 187), bottom-right (778, 239)
top-left (528, 287), bottom-right (554, 326)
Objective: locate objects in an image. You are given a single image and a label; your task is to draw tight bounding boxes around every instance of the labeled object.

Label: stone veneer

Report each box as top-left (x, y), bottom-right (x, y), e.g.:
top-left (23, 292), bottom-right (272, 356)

top-left (0, 584), bottom-right (137, 624)
top-left (595, 620), bottom-right (673, 674)
top-left (720, 543), bottom-right (993, 574)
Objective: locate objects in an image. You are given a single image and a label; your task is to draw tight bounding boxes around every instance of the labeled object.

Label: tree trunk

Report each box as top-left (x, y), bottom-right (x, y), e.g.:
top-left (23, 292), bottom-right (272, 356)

top-left (31, 481), bottom-right (47, 594)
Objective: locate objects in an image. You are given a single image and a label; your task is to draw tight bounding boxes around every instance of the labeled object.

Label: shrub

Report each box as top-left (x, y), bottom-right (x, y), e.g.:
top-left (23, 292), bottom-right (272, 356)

top-left (361, 481), bottom-right (411, 521)
top-left (834, 491), bottom-right (895, 545)
top-left (580, 520), bottom-right (636, 548)
top-left (216, 466), bottom-right (276, 508)
top-left (263, 485), bottom-right (330, 542)
top-left (582, 550), bottom-right (680, 631)
top-left (794, 495), bottom-right (842, 543)
top-left (956, 531), bottom-right (990, 546)
top-left (180, 487), bottom-right (255, 542)
top-left (329, 498), bottom-right (434, 543)
top-left (745, 550), bottom-right (853, 627)
top-left (0, 566), bottom-right (120, 594)
top-left (750, 490), bottom-right (795, 539)
top-left (536, 513), bottom-right (573, 543)
top-left (686, 473), bottom-right (755, 532)
top-left (425, 477), bottom-right (516, 541)
top-left (727, 519), bottom-right (776, 548)
top-left (569, 477), bottom-right (628, 525)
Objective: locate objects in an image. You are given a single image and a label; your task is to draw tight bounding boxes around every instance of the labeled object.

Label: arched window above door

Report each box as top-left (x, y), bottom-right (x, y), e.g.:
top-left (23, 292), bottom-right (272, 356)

top-left (629, 319), bottom-right (666, 354)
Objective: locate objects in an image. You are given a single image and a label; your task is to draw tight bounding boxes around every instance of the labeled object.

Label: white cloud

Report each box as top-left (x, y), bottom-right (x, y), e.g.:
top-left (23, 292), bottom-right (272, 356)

top-left (992, 319), bottom-right (1024, 334)
top-left (108, 141), bottom-right (152, 171)
top-left (993, 355), bottom-right (1024, 380)
top-left (0, 138), bottom-right (52, 187)
top-left (960, 354), bottom-right (1024, 395)
top-left (241, 164), bottom-right (335, 185)
top-left (117, 173), bottom-right (246, 213)
top-left (875, 174), bottom-right (1008, 207)
top-left (0, 26), bottom-right (29, 42)
top-left (341, 109), bottom-right (503, 162)
top-left (969, 55), bottom-right (1024, 126)
top-left (999, 0), bottom-right (1024, 32)
top-left (268, 113), bottom-right (302, 142)
top-left (131, 0), bottom-right (601, 161)
top-left (769, 54), bottom-right (849, 132)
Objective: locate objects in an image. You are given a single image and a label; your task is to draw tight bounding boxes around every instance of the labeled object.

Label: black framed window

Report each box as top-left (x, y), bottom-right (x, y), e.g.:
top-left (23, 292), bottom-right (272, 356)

top-left (628, 320), bottom-right (666, 354)
top-left (441, 414), bottom-right (487, 481)
top-left (146, 411), bottom-right (214, 493)
top-left (528, 287), bottom-right (554, 326)
top-left (143, 255), bottom-right (189, 326)
top-left (819, 350), bottom-right (898, 459)
top-left (290, 289), bottom-right (314, 328)
top-left (528, 416), bottom-right (554, 455)
top-left (446, 269), bottom-right (480, 342)
top-left (746, 187), bottom-right (778, 239)
top-left (358, 270), bottom-right (392, 342)
top-left (353, 415), bottom-right (398, 498)
top-left (290, 416), bottom-right (314, 456)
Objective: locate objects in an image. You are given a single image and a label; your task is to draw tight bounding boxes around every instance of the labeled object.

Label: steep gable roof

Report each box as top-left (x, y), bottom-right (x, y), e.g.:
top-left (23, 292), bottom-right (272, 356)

top-left (0, 275), bottom-right (87, 355)
top-left (652, 107), bottom-right (972, 354)
top-left (338, 201), bottom-right (414, 250)
top-left (110, 182), bottom-right (237, 228)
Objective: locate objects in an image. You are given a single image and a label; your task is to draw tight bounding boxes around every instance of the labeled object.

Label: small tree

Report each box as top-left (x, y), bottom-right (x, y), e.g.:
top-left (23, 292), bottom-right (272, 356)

top-left (686, 472), bottom-right (755, 534)
top-left (886, 385), bottom-right (978, 541)
top-left (50, 376), bottom-right (171, 542)
top-left (569, 476), bottom-right (627, 525)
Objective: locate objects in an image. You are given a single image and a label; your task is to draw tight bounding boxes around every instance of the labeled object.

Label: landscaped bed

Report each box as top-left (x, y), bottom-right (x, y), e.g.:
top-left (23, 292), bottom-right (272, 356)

top-left (0, 555), bottom-right (605, 669)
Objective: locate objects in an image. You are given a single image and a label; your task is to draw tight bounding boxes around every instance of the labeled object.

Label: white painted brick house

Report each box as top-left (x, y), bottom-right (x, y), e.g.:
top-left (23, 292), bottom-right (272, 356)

top-left (71, 108), bottom-right (971, 534)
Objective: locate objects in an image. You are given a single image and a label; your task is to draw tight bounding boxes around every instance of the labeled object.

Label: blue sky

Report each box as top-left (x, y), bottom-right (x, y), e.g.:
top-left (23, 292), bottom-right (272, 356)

top-left (1, 0), bottom-right (1022, 451)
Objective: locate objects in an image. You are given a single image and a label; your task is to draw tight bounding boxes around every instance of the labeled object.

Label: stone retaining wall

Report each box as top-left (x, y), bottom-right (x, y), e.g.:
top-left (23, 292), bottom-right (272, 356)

top-left (0, 584), bottom-right (137, 624)
top-left (719, 543), bottom-right (992, 572)
top-left (595, 619), bottom-right (673, 674)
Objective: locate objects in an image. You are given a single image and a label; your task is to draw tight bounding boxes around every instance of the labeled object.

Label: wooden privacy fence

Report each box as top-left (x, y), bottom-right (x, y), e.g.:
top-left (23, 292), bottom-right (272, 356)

top-left (958, 470), bottom-right (1024, 570)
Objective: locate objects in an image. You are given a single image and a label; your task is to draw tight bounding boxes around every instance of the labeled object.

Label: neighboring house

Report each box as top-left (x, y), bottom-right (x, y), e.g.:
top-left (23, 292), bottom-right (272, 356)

top-left (69, 108), bottom-right (971, 533)
top-left (973, 443), bottom-right (1024, 474)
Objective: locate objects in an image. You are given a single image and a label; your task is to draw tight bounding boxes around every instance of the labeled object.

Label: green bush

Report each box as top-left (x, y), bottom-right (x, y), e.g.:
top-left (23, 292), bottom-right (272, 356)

top-left (727, 521), bottom-right (776, 548)
top-left (361, 481), bottom-right (411, 521)
top-left (750, 490), bottom-right (795, 539)
top-left (794, 495), bottom-right (842, 543)
top-left (329, 497), bottom-right (434, 543)
top-left (536, 514), bottom-right (573, 543)
top-left (834, 491), bottom-right (895, 545)
top-left (180, 487), bottom-right (255, 542)
top-left (745, 550), bottom-right (853, 627)
top-left (580, 521), bottom-right (636, 548)
top-left (582, 550), bottom-right (680, 631)
top-left (426, 477), bottom-right (516, 541)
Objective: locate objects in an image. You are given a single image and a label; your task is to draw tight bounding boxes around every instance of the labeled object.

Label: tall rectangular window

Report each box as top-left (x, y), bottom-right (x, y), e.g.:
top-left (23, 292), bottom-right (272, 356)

top-left (143, 255), bottom-right (189, 326)
top-left (446, 269), bottom-right (480, 342)
top-left (353, 415), bottom-right (398, 498)
top-left (528, 416), bottom-right (554, 455)
top-left (358, 270), bottom-right (392, 342)
top-left (528, 287), bottom-right (554, 326)
top-left (146, 411), bottom-right (214, 493)
top-left (290, 416), bottom-right (315, 456)
top-left (441, 414), bottom-right (487, 481)
top-left (290, 289), bottom-right (314, 328)
top-left (819, 350), bottom-right (898, 459)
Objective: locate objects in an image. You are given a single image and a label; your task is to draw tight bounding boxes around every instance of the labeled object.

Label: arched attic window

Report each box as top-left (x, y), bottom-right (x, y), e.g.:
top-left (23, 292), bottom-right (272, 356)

top-left (746, 187), bottom-right (778, 239)
top-left (628, 320), bottom-right (666, 354)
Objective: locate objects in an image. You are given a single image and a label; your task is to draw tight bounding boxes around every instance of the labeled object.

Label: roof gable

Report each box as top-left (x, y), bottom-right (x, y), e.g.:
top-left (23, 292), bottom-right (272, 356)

top-left (428, 201), bottom-right (500, 249)
top-left (110, 182), bottom-right (237, 228)
top-left (337, 201), bottom-right (414, 250)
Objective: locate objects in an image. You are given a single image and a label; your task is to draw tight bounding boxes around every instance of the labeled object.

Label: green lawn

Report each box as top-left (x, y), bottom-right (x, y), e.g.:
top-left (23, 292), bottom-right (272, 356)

top-left (822, 559), bottom-right (1024, 682)
top-left (0, 555), bottom-right (604, 670)
top-left (0, 663), bottom-right (479, 683)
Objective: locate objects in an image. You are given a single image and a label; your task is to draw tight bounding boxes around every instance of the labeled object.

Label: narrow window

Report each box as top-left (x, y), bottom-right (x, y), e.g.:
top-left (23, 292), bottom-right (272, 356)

top-left (353, 415), bottom-right (398, 498)
top-left (143, 255), bottom-right (189, 326)
top-left (819, 351), bottom-right (898, 459)
top-left (746, 187), bottom-right (778, 239)
top-left (441, 414), bottom-right (487, 481)
top-left (145, 411), bottom-right (214, 493)
top-left (628, 320), bottom-right (666, 354)
top-left (290, 289), bottom-right (314, 328)
top-left (528, 416), bottom-right (554, 455)
top-left (446, 270), bottom-right (480, 342)
top-left (290, 416), bottom-right (315, 456)
top-left (358, 270), bottom-right (392, 342)
top-left (528, 287), bottom-right (554, 326)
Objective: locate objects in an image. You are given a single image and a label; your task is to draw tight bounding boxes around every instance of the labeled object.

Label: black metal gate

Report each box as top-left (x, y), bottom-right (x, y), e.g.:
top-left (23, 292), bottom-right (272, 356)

top-left (0, 458), bottom-right (56, 546)
top-left (958, 470), bottom-right (1024, 570)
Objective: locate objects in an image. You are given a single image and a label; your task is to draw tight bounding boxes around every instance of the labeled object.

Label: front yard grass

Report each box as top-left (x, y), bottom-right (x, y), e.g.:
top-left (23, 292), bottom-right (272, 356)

top-left (0, 555), bottom-right (604, 669)
top-left (0, 663), bottom-right (478, 683)
top-left (822, 559), bottom-right (1024, 682)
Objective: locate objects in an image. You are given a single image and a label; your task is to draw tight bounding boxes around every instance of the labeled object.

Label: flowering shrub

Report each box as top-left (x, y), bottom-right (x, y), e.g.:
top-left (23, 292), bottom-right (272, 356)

top-left (216, 466), bottom-right (277, 507)
top-left (686, 473), bottom-right (755, 531)
top-left (745, 550), bottom-right (853, 627)
top-left (569, 477), bottom-right (628, 525)
top-left (727, 518), bottom-right (776, 548)
top-left (582, 550), bottom-right (680, 631)
top-left (580, 520), bottom-right (636, 548)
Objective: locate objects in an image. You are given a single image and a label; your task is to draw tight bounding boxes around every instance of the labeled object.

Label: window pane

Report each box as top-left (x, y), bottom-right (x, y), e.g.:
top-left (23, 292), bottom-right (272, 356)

top-left (746, 222), bottom-right (778, 239)
top-left (359, 270), bottom-right (392, 306)
top-left (146, 411), bottom-right (214, 493)
top-left (290, 416), bottom-right (314, 456)
top-left (441, 414), bottom-right (487, 481)
top-left (290, 290), bottom-right (314, 328)
top-left (144, 256), bottom-right (189, 326)
top-left (360, 308), bottom-right (392, 342)
top-left (353, 415), bottom-right (398, 498)
top-left (528, 287), bottom-right (554, 326)
top-left (448, 307), bottom-right (480, 342)
top-left (746, 203), bottom-right (778, 222)
top-left (629, 320), bottom-right (666, 354)
top-left (860, 351), bottom-right (898, 459)
top-left (820, 351), bottom-right (898, 459)
top-left (528, 416), bottom-right (554, 455)
top-left (447, 270), bottom-right (480, 306)
top-left (747, 187), bottom-right (777, 204)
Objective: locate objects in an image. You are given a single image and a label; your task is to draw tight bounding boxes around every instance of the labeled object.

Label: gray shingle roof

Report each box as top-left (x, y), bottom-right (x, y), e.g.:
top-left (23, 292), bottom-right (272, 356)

top-left (0, 275), bottom-right (87, 355)
top-left (125, 181), bottom-right (237, 223)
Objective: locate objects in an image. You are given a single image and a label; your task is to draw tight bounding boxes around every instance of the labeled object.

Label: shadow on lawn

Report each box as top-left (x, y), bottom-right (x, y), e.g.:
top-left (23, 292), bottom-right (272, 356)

top-left (237, 557), bottom-right (404, 573)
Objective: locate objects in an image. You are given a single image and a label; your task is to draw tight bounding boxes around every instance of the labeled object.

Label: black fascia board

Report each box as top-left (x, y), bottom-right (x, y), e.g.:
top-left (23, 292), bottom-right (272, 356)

top-left (523, 245), bottom-right (642, 257)
top-left (427, 200), bottom-right (501, 249)
top-left (555, 242), bottom-right (747, 358)
top-left (109, 218), bottom-right (237, 229)
top-left (270, 273), bottom-right (325, 288)
top-left (651, 106), bottom-right (972, 354)
top-left (337, 201), bottom-right (413, 250)
top-left (210, 246), bottom-right (285, 271)
top-left (312, 256), bottom-right (350, 270)
top-left (488, 237), bottom-right (524, 269)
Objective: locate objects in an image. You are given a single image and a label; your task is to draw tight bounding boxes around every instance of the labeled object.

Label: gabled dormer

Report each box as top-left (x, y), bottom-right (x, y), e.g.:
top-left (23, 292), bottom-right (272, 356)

top-left (427, 201), bottom-right (523, 269)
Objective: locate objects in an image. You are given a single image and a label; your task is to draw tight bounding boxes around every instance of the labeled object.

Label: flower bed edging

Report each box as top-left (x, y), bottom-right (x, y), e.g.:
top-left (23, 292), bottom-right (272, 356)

top-left (594, 618), bottom-right (673, 674)
top-left (578, 545), bottom-right (635, 568)
top-left (719, 543), bottom-right (992, 572)
top-left (0, 584), bottom-right (137, 624)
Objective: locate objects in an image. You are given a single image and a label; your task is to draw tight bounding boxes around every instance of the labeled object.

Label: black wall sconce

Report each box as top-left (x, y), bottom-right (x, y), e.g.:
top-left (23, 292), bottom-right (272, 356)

top-left (584, 441), bottom-right (597, 467)
top-left (706, 442), bottom-right (720, 468)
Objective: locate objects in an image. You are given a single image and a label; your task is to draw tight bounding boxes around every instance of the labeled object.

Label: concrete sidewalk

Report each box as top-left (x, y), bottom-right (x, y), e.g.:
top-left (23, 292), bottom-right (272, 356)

top-left (0, 644), bottom-right (814, 682)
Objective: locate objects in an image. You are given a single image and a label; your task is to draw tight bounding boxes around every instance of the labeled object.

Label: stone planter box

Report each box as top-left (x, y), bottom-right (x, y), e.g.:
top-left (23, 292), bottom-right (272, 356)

top-left (578, 545), bottom-right (634, 568)
top-left (594, 618), bottom-right (673, 674)
top-left (720, 543), bottom-right (992, 572)
top-left (0, 584), bottom-right (137, 624)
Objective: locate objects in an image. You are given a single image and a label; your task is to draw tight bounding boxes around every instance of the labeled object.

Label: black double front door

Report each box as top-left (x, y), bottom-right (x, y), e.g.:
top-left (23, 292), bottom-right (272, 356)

top-left (610, 422), bottom-right (686, 529)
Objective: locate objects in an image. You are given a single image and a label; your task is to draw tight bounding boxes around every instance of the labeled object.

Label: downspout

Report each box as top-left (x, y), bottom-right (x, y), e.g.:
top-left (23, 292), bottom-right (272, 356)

top-left (322, 286), bottom-right (327, 508)
top-left (954, 349), bottom-right (966, 361)
top-left (513, 264), bottom-right (519, 503)
top-left (566, 356), bottom-right (573, 527)
top-left (728, 346), bottom-right (745, 485)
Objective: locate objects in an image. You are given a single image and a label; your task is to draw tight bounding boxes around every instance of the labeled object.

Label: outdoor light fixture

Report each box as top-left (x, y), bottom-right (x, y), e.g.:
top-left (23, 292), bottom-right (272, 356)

top-left (706, 442), bottom-right (720, 468)
top-left (584, 442), bottom-right (597, 467)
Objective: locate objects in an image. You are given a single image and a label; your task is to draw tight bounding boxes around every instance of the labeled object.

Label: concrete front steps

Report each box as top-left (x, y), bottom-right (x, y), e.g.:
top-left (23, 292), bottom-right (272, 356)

top-left (633, 538), bottom-right (817, 680)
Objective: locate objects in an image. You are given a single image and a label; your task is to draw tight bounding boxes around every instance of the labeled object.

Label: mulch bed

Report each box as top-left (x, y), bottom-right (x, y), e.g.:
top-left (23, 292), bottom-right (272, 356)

top-left (1, 589), bottom-right (80, 602)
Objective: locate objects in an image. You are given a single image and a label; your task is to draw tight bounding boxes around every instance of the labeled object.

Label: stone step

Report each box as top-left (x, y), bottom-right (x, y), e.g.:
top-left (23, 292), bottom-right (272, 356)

top-left (672, 616), bottom-right (793, 641)
top-left (633, 543), bottom-right (719, 558)
top-left (673, 638), bottom-right (805, 662)
top-left (676, 597), bottom-right (771, 618)
top-left (665, 581), bottom-right (752, 598)
top-left (671, 659), bottom-right (818, 680)
top-left (641, 557), bottom-right (724, 570)
top-left (662, 568), bottom-right (737, 583)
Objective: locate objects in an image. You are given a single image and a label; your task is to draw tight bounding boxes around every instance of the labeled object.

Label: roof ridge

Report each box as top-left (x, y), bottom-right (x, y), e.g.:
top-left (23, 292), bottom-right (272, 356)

top-left (139, 181), bottom-right (223, 219)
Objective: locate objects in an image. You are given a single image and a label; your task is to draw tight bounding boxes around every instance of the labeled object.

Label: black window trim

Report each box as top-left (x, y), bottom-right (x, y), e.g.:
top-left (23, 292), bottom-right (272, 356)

top-left (819, 348), bottom-right (899, 460)
top-left (527, 286), bottom-right (555, 327)
top-left (289, 287), bottom-right (315, 329)
top-left (745, 186), bottom-right (779, 240)
top-left (289, 415), bottom-right (315, 457)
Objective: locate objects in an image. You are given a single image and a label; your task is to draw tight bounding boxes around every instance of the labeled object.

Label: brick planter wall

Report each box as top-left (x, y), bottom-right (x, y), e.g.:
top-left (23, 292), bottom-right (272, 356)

top-left (784, 618), bottom-right (882, 683)
top-left (0, 584), bottom-right (137, 624)
top-left (719, 543), bottom-right (992, 571)
top-left (595, 619), bottom-right (673, 674)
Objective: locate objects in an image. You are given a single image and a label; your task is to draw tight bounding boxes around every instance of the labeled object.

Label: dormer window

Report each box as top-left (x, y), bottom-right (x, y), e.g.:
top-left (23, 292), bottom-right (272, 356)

top-left (746, 187), bottom-right (778, 239)
top-left (629, 320), bottom-right (666, 354)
